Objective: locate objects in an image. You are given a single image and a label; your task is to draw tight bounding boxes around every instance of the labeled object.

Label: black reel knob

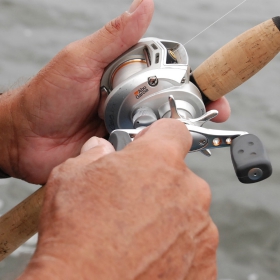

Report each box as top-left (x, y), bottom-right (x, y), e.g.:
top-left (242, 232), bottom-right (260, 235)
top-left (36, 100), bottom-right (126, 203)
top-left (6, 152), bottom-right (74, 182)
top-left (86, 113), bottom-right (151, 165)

top-left (230, 134), bottom-right (272, 183)
top-left (109, 131), bottom-right (132, 151)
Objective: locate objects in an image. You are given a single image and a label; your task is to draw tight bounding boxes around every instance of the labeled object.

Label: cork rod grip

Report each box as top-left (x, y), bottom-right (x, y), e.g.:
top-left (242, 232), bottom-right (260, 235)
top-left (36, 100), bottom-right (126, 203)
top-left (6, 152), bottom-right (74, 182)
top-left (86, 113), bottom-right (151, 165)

top-left (192, 17), bottom-right (280, 101)
top-left (0, 186), bottom-right (45, 261)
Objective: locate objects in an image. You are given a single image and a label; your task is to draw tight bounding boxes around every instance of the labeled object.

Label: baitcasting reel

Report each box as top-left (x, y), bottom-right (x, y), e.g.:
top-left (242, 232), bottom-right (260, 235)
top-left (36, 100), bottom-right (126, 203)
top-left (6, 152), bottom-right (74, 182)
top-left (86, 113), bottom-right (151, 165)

top-left (100, 38), bottom-right (272, 183)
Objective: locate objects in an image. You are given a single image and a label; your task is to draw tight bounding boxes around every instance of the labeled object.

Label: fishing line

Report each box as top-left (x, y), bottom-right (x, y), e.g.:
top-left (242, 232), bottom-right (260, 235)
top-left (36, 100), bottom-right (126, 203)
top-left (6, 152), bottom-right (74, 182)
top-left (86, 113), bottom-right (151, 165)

top-left (183, 0), bottom-right (248, 46)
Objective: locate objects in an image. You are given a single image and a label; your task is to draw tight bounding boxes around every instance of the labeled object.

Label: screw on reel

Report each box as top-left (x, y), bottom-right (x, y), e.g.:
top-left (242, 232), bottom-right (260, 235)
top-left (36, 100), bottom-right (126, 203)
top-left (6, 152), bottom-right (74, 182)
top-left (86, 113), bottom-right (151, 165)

top-left (102, 37), bottom-right (272, 184)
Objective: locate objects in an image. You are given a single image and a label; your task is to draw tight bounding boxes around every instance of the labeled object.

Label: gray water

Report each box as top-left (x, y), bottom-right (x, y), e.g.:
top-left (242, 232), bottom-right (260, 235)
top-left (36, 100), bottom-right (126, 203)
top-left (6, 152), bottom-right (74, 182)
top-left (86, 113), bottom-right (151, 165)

top-left (0, 0), bottom-right (280, 279)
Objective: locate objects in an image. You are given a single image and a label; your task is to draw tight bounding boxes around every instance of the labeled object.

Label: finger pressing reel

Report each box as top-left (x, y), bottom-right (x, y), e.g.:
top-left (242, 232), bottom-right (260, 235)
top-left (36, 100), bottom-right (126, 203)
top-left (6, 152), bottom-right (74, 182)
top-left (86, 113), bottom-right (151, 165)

top-left (99, 38), bottom-right (272, 183)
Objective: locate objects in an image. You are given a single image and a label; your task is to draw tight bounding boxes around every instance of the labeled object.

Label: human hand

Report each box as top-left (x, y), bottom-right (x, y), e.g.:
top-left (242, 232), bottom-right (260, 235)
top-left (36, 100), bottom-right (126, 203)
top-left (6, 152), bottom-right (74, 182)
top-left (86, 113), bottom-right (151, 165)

top-left (0, 0), bottom-right (155, 184)
top-left (0, 0), bottom-right (230, 184)
top-left (19, 119), bottom-right (218, 280)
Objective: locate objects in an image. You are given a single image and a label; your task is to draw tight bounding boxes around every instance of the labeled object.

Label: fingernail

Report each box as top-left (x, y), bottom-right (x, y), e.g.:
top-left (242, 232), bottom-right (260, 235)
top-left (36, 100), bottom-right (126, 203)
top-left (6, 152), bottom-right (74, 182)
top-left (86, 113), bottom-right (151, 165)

top-left (129, 0), bottom-right (143, 13)
top-left (81, 137), bottom-right (102, 154)
top-left (81, 137), bottom-right (115, 155)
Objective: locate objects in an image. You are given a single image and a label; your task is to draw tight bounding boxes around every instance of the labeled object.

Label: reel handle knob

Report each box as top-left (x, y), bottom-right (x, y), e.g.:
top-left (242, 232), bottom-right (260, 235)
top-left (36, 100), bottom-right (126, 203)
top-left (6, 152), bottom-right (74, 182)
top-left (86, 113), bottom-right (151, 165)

top-left (230, 134), bottom-right (272, 183)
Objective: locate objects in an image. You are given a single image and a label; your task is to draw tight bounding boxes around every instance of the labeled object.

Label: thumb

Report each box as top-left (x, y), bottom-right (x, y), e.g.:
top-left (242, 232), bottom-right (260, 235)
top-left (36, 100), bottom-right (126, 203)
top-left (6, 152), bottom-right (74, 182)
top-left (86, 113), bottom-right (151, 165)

top-left (77, 137), bottom-right (115, 165)
top-left (74, 0), bottom-right (154, 68)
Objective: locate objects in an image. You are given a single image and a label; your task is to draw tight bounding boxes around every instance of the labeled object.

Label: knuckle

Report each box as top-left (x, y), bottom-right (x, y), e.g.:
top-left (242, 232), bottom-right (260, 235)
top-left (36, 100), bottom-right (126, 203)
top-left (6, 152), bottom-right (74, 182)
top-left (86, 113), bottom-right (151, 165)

top-left (208, 221), bottom-right (219, 250)
top-left (43, 159), bottom-right (79, 218)
top-left (48, 164), bottom-right (63, 181)
top-left (48, 158), bottom-right (76, 183)
top-left (63, 157), bottom-right (78, 167)
top-left (195, 176), bottom-right (212, 211)
top-left (109, 18), bottom-right (123, 32)
top-left (104, 16), bottom-right (124, 36)
top-left (47, 165), bottom-right (64, 188)
top-left (98, 142), bottom-right (114, 155)
top-left (56, 43), bottom-right (75, 62)
top-left (198, 220), bottom-right (219, 261)
top-left (153, 118), bottom-right (190, 139)
top-left (136, 118), bottom-right (192, 158)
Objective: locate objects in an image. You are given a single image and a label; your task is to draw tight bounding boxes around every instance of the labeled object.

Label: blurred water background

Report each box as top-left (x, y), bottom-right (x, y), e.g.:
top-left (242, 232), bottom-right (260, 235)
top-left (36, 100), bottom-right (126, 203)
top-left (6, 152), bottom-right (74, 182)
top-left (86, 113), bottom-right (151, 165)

top-left (0, 0), bottom-right (279, 279)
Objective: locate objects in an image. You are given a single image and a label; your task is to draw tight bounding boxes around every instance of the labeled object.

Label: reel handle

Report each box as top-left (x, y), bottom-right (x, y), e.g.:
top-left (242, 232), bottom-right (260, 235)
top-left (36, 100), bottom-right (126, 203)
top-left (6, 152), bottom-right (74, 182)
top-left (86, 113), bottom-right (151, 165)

top-left (230, 134), bottom-right (272, 183)
top-left (192, 17), bottom-right (280, 101)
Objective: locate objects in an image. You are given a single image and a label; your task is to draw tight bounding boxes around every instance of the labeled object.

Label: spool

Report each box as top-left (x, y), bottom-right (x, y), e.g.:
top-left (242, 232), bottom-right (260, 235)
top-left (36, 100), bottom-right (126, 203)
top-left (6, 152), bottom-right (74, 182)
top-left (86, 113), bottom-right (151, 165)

top-left (110, 59), bottom-right (147, 89)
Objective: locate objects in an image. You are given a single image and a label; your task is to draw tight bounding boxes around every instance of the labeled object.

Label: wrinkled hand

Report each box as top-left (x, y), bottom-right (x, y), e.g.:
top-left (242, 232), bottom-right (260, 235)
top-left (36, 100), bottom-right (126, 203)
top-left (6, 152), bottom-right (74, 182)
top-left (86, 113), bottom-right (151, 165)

top-left (19, 119), bottom-right (218, 280)
top-left (2, 0), bottom-right (154, 184)
top-left (0, 0), bottom-right (230, 184)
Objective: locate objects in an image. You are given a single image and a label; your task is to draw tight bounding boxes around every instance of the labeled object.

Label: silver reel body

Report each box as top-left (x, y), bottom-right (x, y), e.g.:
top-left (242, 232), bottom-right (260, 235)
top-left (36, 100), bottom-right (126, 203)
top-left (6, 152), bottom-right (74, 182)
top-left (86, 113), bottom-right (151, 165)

top-left (100, 38), bottom-right (205, 132)
top-left (99, 37), bottom-right (272, 184)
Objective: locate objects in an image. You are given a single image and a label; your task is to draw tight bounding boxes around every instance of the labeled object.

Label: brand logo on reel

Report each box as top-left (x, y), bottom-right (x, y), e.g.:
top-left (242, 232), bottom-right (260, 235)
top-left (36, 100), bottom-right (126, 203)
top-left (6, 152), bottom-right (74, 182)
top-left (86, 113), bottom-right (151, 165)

top-left (134, 86), bottom-right (149, 99)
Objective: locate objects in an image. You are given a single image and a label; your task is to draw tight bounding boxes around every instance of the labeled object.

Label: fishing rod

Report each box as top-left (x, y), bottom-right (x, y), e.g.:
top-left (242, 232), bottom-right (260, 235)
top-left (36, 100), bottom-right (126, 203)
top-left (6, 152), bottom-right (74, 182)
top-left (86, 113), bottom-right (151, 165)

top-left (183, 0), bottom-right (248, 46)
top-left (0, 15), bottom-right (279, 261)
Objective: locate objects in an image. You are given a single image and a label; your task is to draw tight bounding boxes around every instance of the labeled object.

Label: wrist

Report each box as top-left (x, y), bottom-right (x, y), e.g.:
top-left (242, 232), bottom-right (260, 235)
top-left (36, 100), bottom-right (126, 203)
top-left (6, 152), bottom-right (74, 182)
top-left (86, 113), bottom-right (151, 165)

top-left (0, 88), bottom-right (22, 178)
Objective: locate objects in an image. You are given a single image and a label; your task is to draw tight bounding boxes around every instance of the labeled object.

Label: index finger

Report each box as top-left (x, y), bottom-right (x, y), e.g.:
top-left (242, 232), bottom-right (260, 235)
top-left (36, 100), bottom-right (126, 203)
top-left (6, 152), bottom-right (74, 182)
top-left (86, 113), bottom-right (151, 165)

top-left (129, 118), bottom-right (192, 160)
top-left (206, 97), bottom-right (231, 123)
